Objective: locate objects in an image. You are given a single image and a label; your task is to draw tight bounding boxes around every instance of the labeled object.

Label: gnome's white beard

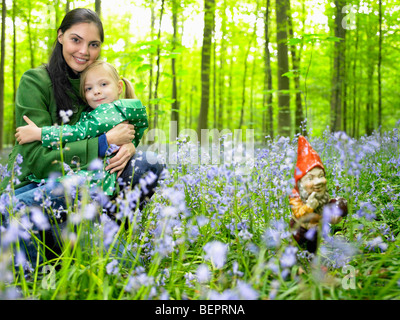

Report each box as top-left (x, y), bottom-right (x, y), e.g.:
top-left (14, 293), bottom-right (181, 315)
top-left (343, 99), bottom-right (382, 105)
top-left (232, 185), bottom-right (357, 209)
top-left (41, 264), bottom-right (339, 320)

top-left (298, 183), bottom-right (330, 215)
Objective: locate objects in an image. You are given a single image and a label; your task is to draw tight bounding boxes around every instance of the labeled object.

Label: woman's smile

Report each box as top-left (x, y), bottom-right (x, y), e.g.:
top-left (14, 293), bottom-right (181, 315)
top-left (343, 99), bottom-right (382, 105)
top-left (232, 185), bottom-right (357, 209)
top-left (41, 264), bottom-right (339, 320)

top-left (58, 22), bottom-right (102, 74)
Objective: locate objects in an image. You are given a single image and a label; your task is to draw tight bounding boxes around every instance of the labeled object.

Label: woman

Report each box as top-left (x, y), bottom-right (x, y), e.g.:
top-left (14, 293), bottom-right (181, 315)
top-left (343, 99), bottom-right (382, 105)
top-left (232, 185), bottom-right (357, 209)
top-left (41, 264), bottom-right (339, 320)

top-left (0, 8), bottom-right (164, 262)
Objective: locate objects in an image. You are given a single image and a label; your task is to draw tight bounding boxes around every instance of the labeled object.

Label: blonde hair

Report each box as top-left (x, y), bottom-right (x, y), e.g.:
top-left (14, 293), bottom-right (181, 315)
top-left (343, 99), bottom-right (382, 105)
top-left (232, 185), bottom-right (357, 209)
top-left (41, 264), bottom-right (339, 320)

top-left (80, 60), bottom-right (136, 102)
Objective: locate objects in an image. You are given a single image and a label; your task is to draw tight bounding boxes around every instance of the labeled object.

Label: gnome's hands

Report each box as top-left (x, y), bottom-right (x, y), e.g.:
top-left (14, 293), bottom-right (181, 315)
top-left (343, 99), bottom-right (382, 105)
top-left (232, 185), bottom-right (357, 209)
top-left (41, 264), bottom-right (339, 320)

top-left (306, 192), bottom-right (319, 210)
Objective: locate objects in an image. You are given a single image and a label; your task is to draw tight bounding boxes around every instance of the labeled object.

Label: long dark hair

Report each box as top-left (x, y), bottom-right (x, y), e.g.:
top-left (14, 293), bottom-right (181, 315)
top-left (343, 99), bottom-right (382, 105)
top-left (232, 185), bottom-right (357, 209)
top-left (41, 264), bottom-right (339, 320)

top-left (46, 8), bottom-right (104, 122)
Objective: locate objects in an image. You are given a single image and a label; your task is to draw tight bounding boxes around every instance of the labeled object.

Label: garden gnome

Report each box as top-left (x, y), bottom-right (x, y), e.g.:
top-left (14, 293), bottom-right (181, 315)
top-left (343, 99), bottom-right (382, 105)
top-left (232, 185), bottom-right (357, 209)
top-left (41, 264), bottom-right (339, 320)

top-left (289, 135), bottom-right (347, 253)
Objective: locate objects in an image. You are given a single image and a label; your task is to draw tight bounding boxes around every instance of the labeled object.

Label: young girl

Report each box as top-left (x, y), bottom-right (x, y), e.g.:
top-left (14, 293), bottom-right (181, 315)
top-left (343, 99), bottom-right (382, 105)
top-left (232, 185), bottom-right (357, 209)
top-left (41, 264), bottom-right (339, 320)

top-left (15, 60), bottom-right (149, 196)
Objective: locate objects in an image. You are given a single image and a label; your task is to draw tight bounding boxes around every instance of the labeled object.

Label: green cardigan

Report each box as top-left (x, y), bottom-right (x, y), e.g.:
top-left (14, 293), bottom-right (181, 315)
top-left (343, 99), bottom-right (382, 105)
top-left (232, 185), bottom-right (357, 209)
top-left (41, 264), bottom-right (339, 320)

top-left (0, 66), bottom-right (99, 192)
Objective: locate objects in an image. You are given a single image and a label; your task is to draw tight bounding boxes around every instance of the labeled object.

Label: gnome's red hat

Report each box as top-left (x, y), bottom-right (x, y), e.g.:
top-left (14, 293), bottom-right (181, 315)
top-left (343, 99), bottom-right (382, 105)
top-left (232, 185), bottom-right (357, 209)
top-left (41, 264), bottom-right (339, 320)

top-left (294, 135), bottom-right (324, 189)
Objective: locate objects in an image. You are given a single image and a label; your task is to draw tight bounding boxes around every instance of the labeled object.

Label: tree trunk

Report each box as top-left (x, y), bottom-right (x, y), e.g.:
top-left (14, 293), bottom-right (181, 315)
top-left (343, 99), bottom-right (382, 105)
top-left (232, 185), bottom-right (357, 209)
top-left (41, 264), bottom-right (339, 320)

top-left (66, 0), bottom-right (71, 13)
top-left (378, 0), bottom-right (382, 130)
top-left (352, 10), bottom-right (359, 137)
top-left (12, 0), bottom-right (16, 145)
top-left (146, 0), bottom-right (156, 140)
top-left (276, 0), bottom-right (291, 137)
top-left (153, 0), bottom-right (165, 130)
top-left (27, 7), bottom-right (35, 69)
top-left (239, 25), bottom-right (257, 129)
top-left (171, 0), bottom-right (180, 136)
top-left (264, 0), bottom-right (273, 138)
top-left (217, 0), bottom-right (227, 131)
top-left (197, 0), bottom-right (215, 139)
top-left (213, 25), bottom-right (217, 129)
top-left (0, 0), bottom-right (6, 151)
top-left (365, 64), bottom-right (374, 135)
top-left (288, 0), bottom-right (304, 134)
top-left (95, 0), bottom-right (101, 18)
top-left (330, 0), bottom-right (346, 132)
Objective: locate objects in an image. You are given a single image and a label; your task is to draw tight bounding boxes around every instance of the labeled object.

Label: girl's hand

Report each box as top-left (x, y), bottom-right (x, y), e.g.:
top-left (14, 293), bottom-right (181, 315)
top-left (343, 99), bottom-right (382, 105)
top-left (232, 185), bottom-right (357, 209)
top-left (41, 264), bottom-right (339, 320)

top-left (15, 116), bottom-right (42, 144)
top-left (105, 121), bottom-right (136, 146)
top-left (105, 142), bottom-right (136, 178)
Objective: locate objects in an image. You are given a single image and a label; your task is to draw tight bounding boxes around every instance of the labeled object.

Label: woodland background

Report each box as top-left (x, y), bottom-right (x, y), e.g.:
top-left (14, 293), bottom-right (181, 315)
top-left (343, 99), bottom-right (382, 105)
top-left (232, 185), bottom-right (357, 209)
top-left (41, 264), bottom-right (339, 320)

top-left (0, 0), bottom-right (397, 150)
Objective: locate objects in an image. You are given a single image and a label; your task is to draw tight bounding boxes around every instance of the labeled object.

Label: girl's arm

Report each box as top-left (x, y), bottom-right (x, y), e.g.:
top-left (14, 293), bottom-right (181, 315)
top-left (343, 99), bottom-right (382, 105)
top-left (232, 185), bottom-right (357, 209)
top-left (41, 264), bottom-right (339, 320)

top-left (112, 99), bottom-right (148, 147)
top-left (41, 99), bottom-right (147, 149)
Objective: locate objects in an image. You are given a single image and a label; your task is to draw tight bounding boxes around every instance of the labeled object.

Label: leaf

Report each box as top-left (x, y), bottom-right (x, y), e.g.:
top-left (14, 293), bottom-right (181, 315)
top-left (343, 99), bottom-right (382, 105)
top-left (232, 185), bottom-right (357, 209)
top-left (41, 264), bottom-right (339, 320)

top-left (287, 38), bottom-right (303, 46)
top-left (136, 64), bottom-right (152, 73)
top-left (282, 71), bottom-right (297, 79)
top-left (134, 82), bottom-right (146, 93)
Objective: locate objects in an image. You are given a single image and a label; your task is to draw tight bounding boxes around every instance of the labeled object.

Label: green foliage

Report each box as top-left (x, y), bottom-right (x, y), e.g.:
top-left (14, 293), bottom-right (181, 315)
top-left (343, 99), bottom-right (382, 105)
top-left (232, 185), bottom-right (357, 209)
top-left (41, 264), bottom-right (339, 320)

top-left (1, 0), bottom-right (399, 144)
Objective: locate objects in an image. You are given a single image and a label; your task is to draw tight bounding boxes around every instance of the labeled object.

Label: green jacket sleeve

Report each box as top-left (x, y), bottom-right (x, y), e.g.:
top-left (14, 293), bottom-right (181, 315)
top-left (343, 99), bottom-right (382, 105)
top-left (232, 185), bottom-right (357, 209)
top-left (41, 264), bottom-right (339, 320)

top-left (41, 99), bottom-right (148, 149)
top-left (6, 68), bottom-right (99, 186)
top-left (115, 99), bottom-right (149, 147)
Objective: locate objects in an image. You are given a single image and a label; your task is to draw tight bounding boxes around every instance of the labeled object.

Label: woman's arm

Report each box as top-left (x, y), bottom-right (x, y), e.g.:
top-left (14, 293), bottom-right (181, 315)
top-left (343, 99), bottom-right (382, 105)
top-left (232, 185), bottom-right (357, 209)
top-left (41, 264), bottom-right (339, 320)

top-left (15, 68), bottom-right (99, 180)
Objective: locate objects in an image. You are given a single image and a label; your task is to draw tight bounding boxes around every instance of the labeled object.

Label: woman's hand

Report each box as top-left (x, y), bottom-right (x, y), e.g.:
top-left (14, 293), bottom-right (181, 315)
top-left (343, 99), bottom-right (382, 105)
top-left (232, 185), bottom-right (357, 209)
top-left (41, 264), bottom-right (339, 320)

top-left (105, 121), bottom-right (136, 146)
top-left (15, 116), bottom-right (42, 144)
top-left (105, 142), bottom-right (136, 178)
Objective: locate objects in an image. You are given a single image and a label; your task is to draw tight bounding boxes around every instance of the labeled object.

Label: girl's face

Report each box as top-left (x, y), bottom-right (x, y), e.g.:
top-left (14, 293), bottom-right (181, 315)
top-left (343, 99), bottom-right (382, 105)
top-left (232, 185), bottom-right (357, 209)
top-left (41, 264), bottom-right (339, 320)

top-left (58, 22), bottom-right (102, 74)
top-left (84, 66), bottom-right (123, 109)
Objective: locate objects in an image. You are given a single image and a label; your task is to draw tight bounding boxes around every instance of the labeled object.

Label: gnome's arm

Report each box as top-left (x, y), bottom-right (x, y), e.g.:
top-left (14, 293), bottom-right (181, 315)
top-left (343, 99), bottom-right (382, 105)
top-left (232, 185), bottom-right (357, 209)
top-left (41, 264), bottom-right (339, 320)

top-left (289, 196), bottom-right (314, 219)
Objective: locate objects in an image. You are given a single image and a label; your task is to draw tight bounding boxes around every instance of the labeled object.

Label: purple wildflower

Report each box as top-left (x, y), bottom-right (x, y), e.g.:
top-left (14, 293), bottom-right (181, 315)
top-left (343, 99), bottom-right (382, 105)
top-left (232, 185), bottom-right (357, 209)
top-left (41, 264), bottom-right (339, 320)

top-left (30, 207), bottom-right (50, 230)
top-left (203, 241), bottom-right (228, 269)
top-left (59, 109), bottom-right (73, 123)
top-left (196, 264), bottom-right (211, 283)
top-left (89, 158), bottom-right (103, 171)
top-left (280, 246), bottom-right (298, 268)
top-left (106, 259), bottom-right (120, 275)
top-left (366, 236), bottom-right (388, 252)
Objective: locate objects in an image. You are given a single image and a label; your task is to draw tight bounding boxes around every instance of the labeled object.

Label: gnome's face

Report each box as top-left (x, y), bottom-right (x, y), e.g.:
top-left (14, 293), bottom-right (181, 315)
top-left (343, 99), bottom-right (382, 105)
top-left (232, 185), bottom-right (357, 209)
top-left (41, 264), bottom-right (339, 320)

top-left (299, 167), bottom-right (327, 198)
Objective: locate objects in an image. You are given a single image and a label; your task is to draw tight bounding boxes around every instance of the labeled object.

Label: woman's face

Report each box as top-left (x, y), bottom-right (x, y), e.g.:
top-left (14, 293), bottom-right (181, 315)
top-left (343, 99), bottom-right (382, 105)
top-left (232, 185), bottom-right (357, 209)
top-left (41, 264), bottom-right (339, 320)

top-left (58, 22), bottom-right (102, 74)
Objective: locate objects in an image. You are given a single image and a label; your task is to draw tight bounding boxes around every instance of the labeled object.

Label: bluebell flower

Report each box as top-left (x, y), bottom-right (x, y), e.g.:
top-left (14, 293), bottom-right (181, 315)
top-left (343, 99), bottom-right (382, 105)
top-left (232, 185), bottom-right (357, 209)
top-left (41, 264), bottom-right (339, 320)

top-left (203, 241), bottom-right (228, 269)
top-left (59, 109), bottom-right (73, 123)
top-left (16, 154), bottom-right (23, 165)
top-left (89, 158), bottom-right (103, 171)
top-left (366, 236), bottom-right (388, 252)
top-left (269, 280), bottom-right (280, 300)
top-left (196, 216), bottom-right (209, 227)
top-left (320, 236), bottom-right (358, 268)
top-left (125, 267), bottom-right (154, 293)
top-left (1, 219), bottom-right (31, 247)
top-left (280, 246), bottom-right (297, 268)
top-left (196, 264), bottom-right (211, 283)
top-left (184, 272), bottom-right (195, 288)
top-left (106, 259), bottom-right (120, 275)
top-left (232, 261), bottom-right (244, 277)
top-left (355, 201), bottom-right (376, 221)
top-left (236, 280), bottom-right (259, 300)
top-left (100, 214), bottom-right (120, 248)
top-left (305, 227), bottom-right (317, 241)
top-left (208, 289), bottom-right (239, 300)
top-left (263, 218), bottom-right (291, 248)
top-left (105, 144), bottom-right (120, 156)
top-left (30, 208), bottom-right (50, 230)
